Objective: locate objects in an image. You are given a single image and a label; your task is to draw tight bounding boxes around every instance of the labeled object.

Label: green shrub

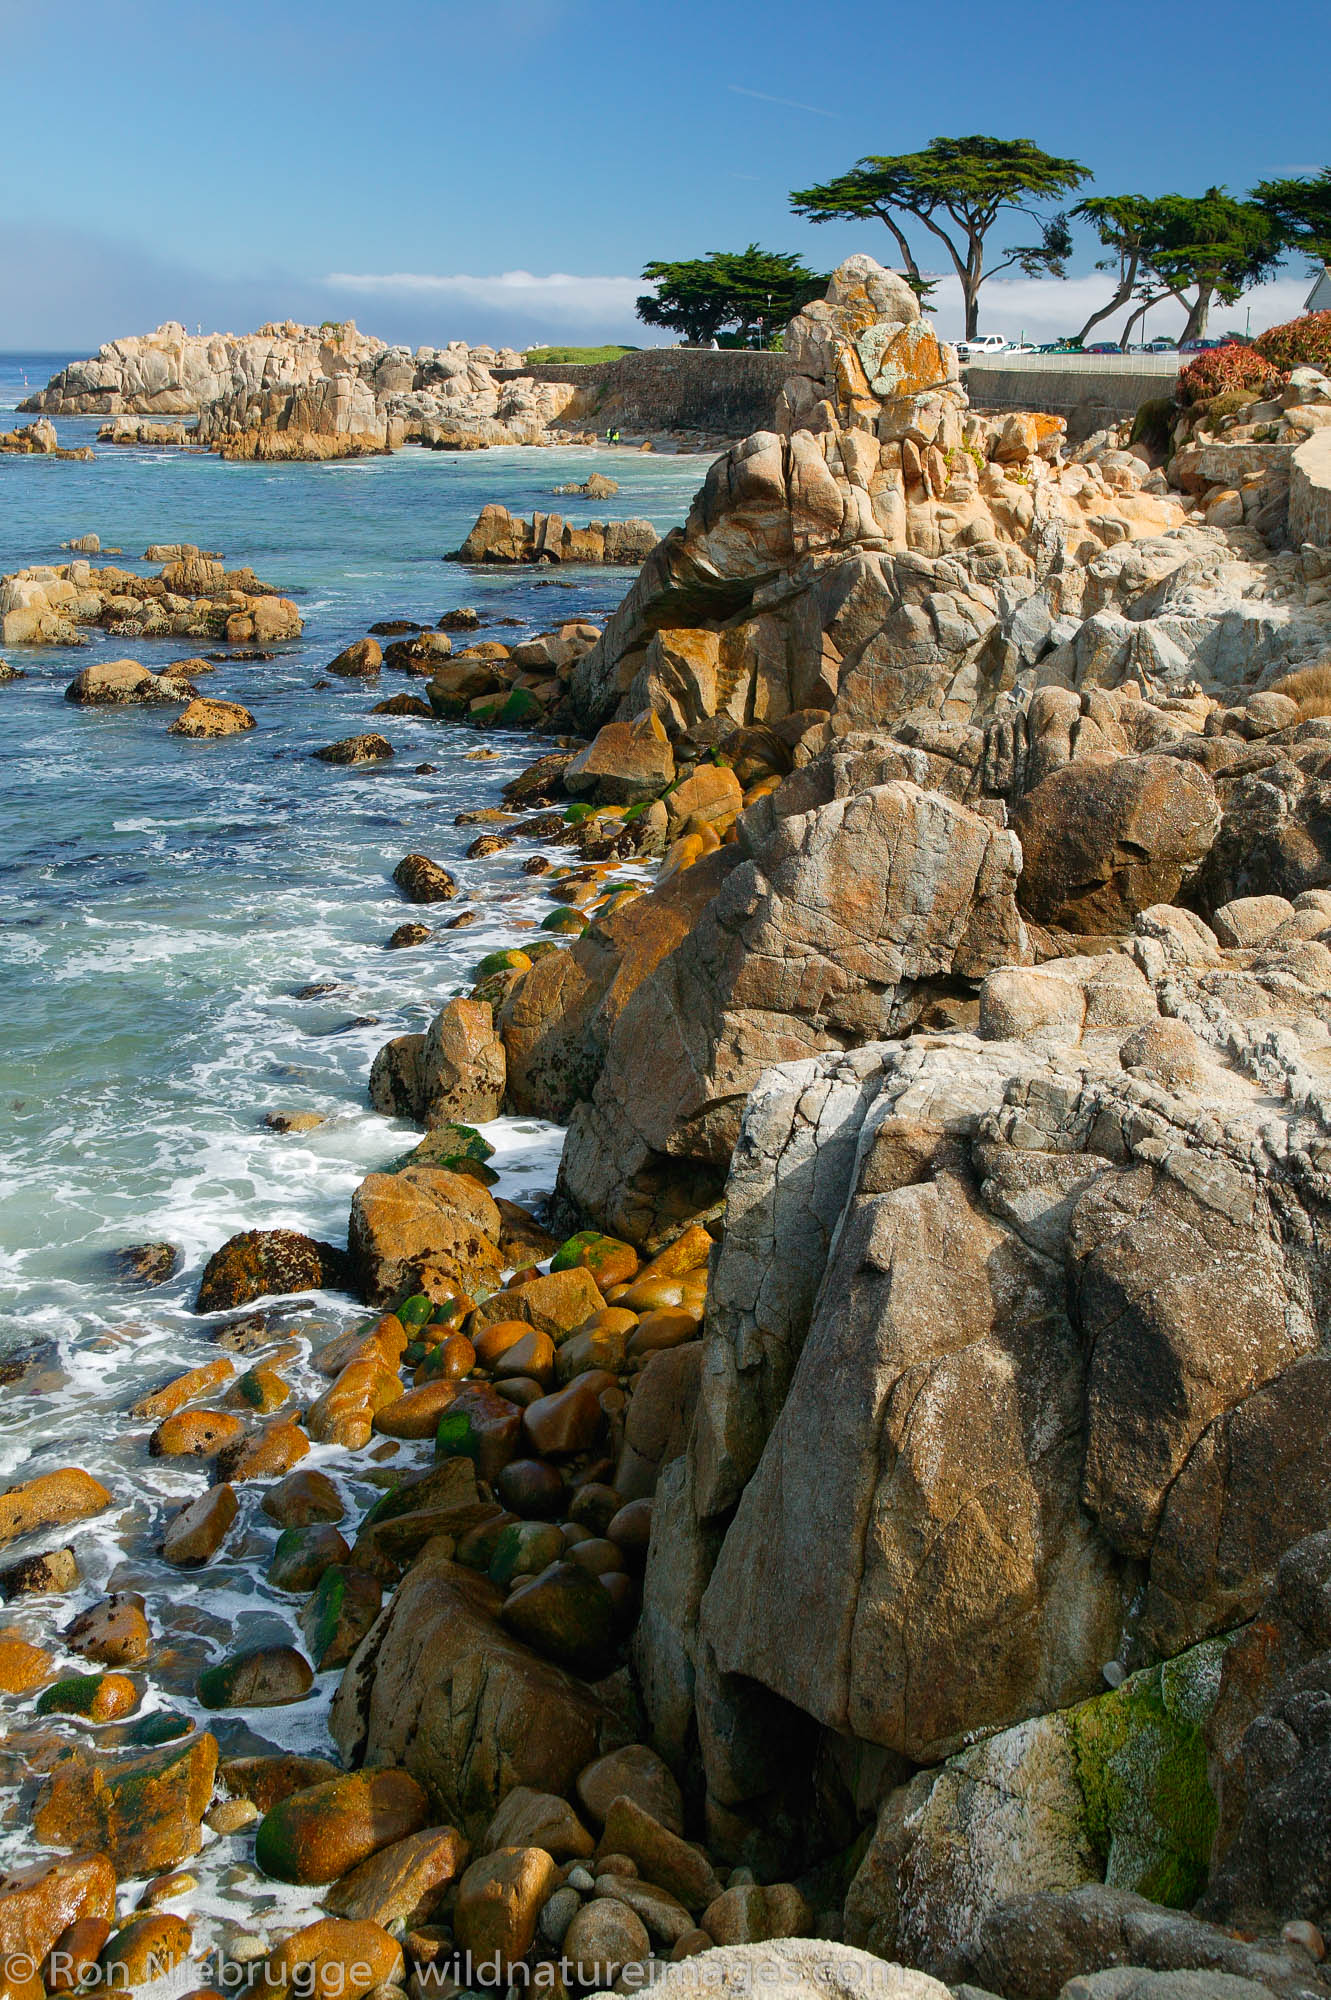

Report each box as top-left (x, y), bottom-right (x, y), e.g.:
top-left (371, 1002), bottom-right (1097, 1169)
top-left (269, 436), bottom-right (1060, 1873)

top-left (1131, 396), bottom-right (1176, 454)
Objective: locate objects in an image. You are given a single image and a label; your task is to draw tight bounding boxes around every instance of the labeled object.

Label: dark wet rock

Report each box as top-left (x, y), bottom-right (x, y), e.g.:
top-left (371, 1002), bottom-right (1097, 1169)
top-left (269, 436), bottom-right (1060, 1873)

top-left (268, 1522), bottom-right (352, 1593)
top-left (500, 1559), bottom-right (617, 1676)
top-left (261, 1467), bottom-right (345, 1528)
top-left (195, 1229), bottom-right (349, 1313)
top-left (392, 853), bottom-right (457, 903)
top-left (114, 1242), bottom-right (180, 1287)
top-left (300, 1564), bottom-right (383, 1670)
top-left (198, 1644), bottom-right (314, 1709)
top-left (314, 733), bottom-right (394, 765)
top-left (371, 693), bottom-right (432, 718)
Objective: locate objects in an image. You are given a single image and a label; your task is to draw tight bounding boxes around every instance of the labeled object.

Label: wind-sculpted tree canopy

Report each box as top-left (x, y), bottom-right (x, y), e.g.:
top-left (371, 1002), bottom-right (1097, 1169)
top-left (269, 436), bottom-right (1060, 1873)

top-left (1134, 188), bottom-right (1286, 342)
top-left (791, 134), bottom-right (1088, 337)
top-left (1252, 167), bottom-right (1331, 268)
top-left (636, 245), bottom-right (828, 346)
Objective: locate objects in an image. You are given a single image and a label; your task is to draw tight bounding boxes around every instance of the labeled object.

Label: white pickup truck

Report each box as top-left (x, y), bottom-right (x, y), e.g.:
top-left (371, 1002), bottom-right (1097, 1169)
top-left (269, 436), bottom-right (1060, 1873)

top-left (956, 333), bottom-right (1009, 359)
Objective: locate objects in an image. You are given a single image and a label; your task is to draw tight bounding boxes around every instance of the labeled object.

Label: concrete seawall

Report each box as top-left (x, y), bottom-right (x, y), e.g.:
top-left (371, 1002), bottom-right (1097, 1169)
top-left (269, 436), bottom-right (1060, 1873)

top-left (963, 353), bottom-right (1182, 438)
top-left (496, 350), bottom-right (788, 436)
top-left (498, 348), bottom-right (1182, 442)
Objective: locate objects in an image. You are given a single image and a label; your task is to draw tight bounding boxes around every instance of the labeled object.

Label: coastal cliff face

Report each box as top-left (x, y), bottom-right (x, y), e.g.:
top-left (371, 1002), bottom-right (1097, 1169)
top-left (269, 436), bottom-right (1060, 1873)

top-left (7, 255), bottom-right (1331, 2000)
top-left (376, 258), bottom-right (1331, 1969)
top-left (20, 318), bottom-right (581, 451)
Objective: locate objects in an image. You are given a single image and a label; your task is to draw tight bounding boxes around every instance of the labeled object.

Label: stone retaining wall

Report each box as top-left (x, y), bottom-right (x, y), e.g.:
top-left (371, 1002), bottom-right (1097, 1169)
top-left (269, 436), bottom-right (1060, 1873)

top-left (963, 353), bottom-right (1182, 439)
top-left (1290, 431), bottom-right (1331, 548)
top-left (496, 350), bottom-right (789, 435)
top-left (497, 349), bottom-right (1186, 444)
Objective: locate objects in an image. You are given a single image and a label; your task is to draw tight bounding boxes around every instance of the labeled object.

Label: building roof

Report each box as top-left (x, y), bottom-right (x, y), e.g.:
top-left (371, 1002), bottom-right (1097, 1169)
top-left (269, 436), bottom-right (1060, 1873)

top-left (1306, 266), bottom-right (1331, 312)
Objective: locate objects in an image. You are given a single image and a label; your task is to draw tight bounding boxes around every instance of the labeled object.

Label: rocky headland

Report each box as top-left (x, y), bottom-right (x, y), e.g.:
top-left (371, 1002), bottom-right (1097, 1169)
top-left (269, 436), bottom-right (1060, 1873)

top-left (3, 257), bottom-right (1331, 2000)
top-left (20, 323), bottom-right (754, 461)
top-left (21, 320), bottom-right (595, 458)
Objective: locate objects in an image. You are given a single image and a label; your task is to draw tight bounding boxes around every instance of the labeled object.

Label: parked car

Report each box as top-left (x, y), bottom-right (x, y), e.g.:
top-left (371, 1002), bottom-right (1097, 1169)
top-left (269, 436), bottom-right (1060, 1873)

top-left (1005, 342), bottom-right (1038, 355)
top-left (1178, 338), bottom-right (1229, 353)
top-left (1145, 338), bottom-right (1178, 352)
top-left (1038, 340), bottom-right (1082, 353)
top-left (1085, 342), bottom-right (1122, 355)
top-left (957, 333), bottom-right (1009, 359)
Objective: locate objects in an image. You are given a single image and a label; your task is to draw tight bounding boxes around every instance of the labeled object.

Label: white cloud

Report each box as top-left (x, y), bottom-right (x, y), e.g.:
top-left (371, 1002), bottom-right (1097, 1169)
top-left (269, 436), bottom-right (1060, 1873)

top-left (923, 271), bottom-right (1315, 345)
top-left (325, 269), bottom-right (645, 324)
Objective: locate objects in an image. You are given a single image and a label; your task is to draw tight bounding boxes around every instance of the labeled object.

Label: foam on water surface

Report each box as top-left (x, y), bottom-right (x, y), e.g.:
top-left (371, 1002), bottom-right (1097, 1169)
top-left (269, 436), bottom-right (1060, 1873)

top-left (0, 383), bottom-right (706, 1951)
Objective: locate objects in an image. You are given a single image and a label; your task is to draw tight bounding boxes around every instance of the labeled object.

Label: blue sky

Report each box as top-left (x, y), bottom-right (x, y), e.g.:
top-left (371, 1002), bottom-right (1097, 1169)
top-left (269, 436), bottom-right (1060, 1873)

top-left (2, 0), bottom-right (1328, 351)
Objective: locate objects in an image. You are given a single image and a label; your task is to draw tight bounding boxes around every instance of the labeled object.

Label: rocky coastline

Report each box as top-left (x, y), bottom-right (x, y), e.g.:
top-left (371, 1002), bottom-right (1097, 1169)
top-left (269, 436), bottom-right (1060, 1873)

top-left (3, 256), bottom-right (1331, 2000)
top-left (18, 322), bottom-right (733, 461)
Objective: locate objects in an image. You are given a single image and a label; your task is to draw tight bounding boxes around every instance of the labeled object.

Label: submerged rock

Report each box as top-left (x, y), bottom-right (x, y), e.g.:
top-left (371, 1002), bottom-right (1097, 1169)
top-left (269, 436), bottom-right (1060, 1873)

top-left (198, 1643), bottom-right (314, 1708)
top-left (114, 1240), bottom-right (180, 1286)
top-left (314, 732), bottom-right (394, 765)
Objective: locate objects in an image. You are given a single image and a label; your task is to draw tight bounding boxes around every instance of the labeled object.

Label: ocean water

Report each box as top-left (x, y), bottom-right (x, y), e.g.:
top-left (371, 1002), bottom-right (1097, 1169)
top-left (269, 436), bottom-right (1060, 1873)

top-left (0, 354), bottom-right (710, 1941)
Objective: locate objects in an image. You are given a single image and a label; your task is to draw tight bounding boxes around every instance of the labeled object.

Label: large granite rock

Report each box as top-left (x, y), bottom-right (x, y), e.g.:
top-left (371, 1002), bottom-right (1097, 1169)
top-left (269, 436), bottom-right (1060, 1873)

top-left (330, 1553), bottom-right (617, 1841)
top-left (844, 1639), bottom-right (1231, 1979)
top-left (347, 1166), bottom-right (503, 1306)
top-left (500, 847), bottom-right (740, 1123)
top-left (453, 505), bottom-right (658, 566)
top-left (4, 552), bottom-right (300, 649)
top-left (634, 917), bottom-right (1331, 1836)
top-left (556, 776), bottom-right (1027, 1241)
top-left (588, 1941), bottom-right (953, 2000)
top-left (1014, 756), bottom-right (1220, 933)
top-left (1198, 1529), bottom-right (1331, 1939)
top-left (561, 258), bottom-right (1184, 741)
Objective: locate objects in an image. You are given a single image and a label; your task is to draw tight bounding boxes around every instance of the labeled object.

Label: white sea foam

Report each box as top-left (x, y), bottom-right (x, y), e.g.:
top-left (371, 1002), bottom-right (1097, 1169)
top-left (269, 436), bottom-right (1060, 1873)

top-left (0, 425), bottom-right (702, 1944)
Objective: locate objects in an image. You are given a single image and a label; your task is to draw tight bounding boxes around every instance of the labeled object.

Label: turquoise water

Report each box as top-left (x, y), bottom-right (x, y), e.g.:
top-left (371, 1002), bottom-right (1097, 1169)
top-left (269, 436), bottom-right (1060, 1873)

top-left (0, 362), bottom-right (706, 1334)
top-left (0, 357), bottom-right (710, 1921)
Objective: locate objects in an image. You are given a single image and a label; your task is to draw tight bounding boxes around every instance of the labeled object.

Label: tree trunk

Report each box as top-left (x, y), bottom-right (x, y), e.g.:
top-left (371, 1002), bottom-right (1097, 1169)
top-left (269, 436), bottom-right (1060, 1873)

top-left (1119, 299), bottom-right (1152, 347)
top-left (1076, 287), bottom-right (1132, 345)
top-left (1076, 252), bottom-right (1142, 345)
top-left (1181, 285), bottom-right (1214, 343)
top-left (875, 214), bottom-right (924, 290)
